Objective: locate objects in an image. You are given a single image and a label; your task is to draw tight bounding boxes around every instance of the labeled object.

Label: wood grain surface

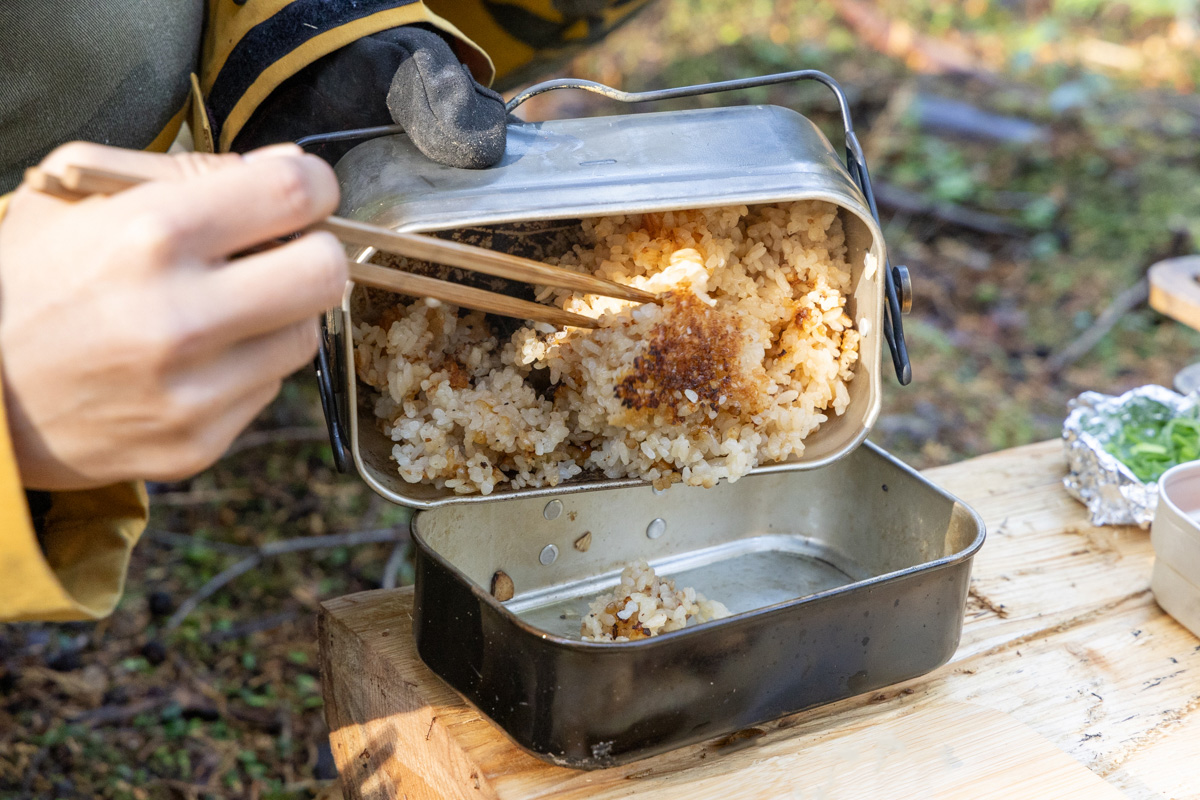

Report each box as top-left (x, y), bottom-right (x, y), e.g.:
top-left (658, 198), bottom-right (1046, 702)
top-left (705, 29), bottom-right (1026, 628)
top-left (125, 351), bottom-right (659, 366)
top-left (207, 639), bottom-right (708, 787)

top-left (1150, 256), bottom-right (1200, 332)
top-left (320, 440), bottom-right (1200, 799)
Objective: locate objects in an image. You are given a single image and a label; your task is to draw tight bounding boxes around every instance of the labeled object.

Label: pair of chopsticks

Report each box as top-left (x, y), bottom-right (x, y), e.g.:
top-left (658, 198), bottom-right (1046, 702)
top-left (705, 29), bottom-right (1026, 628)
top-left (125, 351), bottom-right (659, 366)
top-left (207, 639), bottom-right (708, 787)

top-left (25, 164), bottom-right (661, 329)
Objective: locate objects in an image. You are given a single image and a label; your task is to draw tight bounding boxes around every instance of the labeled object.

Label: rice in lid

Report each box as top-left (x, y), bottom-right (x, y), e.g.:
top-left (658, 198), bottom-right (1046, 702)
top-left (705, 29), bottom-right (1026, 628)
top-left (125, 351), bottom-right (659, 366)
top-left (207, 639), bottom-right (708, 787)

top-left (353, 201), bottom-right (860, 494)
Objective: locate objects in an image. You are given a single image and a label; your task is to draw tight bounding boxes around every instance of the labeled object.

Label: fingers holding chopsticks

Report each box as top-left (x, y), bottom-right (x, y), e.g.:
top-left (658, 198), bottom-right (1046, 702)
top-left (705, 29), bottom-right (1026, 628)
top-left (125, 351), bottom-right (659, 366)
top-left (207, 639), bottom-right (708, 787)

top-left (0, 142), bottom-right (346, 489)
top-left (30, 157), bottom-right (657, 314)
top-left (36, 144), bottom-right (340, 262)
top-left (184, 231), bottom-right (348, 356)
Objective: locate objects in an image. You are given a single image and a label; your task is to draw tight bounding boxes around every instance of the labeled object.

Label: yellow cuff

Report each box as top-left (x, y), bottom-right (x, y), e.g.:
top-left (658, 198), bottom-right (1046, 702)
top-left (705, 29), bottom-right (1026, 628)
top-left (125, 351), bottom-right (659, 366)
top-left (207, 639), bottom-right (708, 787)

top-left (1, 483), bottom-right (148, 623)
top-left (0, 205), bottom-right (149, 620)
top-left (0, 395), bottom-right (147, 621)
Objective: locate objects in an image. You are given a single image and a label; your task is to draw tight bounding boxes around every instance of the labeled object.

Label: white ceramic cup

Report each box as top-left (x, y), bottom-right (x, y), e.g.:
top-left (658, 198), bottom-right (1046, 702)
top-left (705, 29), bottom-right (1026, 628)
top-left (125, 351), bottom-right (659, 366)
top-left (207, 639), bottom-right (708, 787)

top-left (1150, 461), bottom-right (1200, 638)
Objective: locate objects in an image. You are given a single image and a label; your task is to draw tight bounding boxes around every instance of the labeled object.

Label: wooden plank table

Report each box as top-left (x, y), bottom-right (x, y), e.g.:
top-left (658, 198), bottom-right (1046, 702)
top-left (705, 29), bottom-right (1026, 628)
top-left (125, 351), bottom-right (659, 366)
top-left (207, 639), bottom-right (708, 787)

top-left (319, 441), bottom-right (1200, 799)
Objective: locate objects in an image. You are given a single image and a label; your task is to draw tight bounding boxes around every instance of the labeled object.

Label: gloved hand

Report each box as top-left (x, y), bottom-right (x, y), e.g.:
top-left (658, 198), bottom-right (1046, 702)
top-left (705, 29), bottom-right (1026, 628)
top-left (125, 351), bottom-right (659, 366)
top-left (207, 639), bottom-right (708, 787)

top-left (233, 26), bottom-right (506, 169)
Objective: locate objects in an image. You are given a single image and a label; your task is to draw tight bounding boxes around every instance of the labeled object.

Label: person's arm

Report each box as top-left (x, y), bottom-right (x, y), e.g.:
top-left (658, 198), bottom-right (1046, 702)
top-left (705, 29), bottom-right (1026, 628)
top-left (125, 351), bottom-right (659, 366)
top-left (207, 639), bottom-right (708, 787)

top-left (0, 191), bottom-right (150, 622)
top-left (199, 0), bottom-right (494, 154)
top-left (0, 472), bottom-right (147, 622)
top-left (232, 25), bottom-right (507, 168)
top-left (0, 144), bottom-right (343, 622)
top-left (204, 0), bottom-right (653, 165)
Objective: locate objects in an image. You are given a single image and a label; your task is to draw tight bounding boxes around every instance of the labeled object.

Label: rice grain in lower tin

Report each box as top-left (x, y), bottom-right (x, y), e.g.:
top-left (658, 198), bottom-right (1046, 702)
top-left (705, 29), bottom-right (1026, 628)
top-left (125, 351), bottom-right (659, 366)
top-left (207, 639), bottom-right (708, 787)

top-left (579, 559), bottom-right (731, 641)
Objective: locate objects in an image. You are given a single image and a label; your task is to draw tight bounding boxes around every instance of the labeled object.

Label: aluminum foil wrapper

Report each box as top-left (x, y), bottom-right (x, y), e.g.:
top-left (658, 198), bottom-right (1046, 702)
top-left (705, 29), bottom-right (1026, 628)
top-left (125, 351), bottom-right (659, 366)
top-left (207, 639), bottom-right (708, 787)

top-left (1063, 385), bottom-right (1199, 528)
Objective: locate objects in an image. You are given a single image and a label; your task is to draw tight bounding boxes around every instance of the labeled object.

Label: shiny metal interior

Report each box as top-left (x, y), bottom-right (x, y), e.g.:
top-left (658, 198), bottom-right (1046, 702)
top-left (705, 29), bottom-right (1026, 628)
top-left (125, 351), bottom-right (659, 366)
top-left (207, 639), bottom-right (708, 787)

top-left (510, 535), bottom-right (870, 639)
top-left (413, 442), bottom-right (985, 641)
top-left (335, 105), bottom-right (886, 509)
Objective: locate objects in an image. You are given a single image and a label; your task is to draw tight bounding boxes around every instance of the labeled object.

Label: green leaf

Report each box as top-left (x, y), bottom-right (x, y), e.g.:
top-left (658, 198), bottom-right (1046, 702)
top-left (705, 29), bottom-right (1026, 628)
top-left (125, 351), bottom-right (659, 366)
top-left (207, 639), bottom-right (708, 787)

top-left (1098, 398), bottom-right (1200, 482)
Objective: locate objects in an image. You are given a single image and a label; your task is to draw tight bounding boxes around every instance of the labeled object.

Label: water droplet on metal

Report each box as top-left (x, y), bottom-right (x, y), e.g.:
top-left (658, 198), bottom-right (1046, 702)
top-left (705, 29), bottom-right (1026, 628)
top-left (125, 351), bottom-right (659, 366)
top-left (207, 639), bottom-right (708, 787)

top-left (543, 500), bottom-right (563, 521)
top-left (539, 544), bottom-right (559, 565)
top-left (646, 518), bottom-right (666, 539)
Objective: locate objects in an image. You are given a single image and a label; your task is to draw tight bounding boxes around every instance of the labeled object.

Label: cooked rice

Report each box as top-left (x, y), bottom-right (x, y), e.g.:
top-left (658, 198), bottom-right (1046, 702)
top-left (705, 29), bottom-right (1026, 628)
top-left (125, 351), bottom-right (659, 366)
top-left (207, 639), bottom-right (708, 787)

top-left (353, 201), bottom-right (861, 495)
top-left (580, 559), bottom-right (729, 642)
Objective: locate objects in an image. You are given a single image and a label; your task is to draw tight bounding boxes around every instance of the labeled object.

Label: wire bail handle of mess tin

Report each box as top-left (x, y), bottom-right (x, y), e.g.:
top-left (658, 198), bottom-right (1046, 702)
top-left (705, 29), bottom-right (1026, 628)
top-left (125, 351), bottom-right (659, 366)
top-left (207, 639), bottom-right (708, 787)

top-left (313, 307), bottom-right (349, 472)
top-left (504, 70), bottom-right (913, 386)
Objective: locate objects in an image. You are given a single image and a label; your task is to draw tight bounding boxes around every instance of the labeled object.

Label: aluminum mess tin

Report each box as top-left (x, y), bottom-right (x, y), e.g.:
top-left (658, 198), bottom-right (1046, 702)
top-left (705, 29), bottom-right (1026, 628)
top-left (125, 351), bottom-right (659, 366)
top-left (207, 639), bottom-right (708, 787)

top-left (332, 104), bottom-right (886, 509)
top-left (410, 441), bottom-right (984, 768)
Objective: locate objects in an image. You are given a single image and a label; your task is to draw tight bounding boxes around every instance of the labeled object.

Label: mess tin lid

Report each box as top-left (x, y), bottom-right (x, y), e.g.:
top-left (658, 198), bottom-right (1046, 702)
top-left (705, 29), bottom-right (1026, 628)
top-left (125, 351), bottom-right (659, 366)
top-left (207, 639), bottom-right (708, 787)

top-left (333, 103), bottom-right (885, 509)
top-left (335, 105), bottom-right (873, 231)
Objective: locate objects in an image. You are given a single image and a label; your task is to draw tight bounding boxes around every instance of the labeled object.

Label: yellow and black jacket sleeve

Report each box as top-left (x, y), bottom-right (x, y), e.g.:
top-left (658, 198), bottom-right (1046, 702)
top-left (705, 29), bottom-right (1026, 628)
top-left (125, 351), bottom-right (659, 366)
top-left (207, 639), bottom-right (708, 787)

top-left (199, 0), bottom-right (493, 153)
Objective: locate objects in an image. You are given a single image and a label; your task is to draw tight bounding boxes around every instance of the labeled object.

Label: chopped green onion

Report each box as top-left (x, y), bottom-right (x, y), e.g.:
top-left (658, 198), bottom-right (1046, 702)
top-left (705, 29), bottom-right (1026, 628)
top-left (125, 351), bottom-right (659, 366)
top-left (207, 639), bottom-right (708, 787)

top-left (1096, 398), bottom-right (1200, 483)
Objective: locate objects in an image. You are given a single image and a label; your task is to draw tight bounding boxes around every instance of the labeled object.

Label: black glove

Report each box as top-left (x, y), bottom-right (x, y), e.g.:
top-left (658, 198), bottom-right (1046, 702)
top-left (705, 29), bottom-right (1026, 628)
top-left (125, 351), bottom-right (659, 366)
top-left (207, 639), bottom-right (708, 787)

top-left (232, 26), bottom-right (506, 169)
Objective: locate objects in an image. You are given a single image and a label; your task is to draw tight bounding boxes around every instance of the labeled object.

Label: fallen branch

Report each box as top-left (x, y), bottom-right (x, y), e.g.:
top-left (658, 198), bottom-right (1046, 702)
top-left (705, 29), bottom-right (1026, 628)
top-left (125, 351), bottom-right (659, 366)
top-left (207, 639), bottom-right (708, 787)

top-left (70, 697), bottom-right (167, 727)
top-left (164, 526), bottom-right (409, 631)
top-left (69, 687), bottom-right (219, 728)
top-left (145, 529), bottom-right (257, 557)
top-left (202, 609), bottom-right (305, 644)
top-left (873, 181), bottom-right (1030, 238)
top-left (831, 0), bottom-right (997, 82)
top-left (381, 540), bottom-right (409, 590)
top-left (258, 526), bottom-right (408, 556)
top-left (1044, 278), bottom-right (1149, 374)
top-left (913, 93), bottom-right (1048, 145)
top-left (148, 487), bottom-right (255, 506)
top-left (221, 426), bottom-right (330, 460)
top-left (165, 557), bottom-right (261, 632)
top-left (1048, 229), bottom-right (1195, 374)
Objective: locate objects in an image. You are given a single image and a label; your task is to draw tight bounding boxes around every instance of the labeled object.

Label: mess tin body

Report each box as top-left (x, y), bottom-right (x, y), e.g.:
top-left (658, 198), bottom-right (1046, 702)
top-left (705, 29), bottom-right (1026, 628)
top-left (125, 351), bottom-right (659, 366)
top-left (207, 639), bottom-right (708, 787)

top-left (332, 104), bottom-right (885, 509)
top-left (411, 442), bottom-right (985, 768)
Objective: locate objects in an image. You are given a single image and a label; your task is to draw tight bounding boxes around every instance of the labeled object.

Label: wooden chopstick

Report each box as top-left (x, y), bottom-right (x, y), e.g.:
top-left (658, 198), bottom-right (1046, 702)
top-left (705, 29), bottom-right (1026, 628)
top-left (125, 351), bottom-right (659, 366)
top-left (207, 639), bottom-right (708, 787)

top-left (23, 169), bottom-right (89, 201)
top-left (24, 165), bottom-right (605, 329)
top-left (352, 262), bottom-right (596, 328)
top-left (38, 164), bottom-right (656, 306)
top-left (312, 217), bottom-right (656, 305)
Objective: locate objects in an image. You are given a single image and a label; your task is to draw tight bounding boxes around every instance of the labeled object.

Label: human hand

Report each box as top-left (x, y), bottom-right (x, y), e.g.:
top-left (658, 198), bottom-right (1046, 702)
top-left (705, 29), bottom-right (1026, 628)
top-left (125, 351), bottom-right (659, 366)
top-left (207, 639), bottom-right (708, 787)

top-left (0, 142), bottom-right (346, 490)
top-left (233, 26), bottom-right (506, 168)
